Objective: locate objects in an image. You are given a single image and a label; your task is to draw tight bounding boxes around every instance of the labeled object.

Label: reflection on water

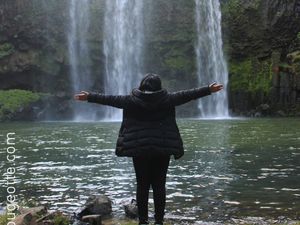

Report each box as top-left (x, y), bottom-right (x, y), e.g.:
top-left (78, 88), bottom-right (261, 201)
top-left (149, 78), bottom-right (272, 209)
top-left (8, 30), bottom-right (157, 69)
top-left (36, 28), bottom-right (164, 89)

top-left (0, 119), bottom-right (299, 223)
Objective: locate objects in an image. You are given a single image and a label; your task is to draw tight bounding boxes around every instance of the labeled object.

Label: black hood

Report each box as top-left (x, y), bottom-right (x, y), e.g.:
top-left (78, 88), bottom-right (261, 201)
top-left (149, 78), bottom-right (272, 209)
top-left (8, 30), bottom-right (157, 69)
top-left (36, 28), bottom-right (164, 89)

top-left (131, 88), bottom-right (169, 109)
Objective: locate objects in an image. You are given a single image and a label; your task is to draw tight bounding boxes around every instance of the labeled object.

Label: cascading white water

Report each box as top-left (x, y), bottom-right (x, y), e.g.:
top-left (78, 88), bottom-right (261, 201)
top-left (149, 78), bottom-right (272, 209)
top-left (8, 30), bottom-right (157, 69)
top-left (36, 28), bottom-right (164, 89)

top-left (195, 0), bottom-right (229, 118)
top-left (68, 0), bottom-right (94, 121)
top-left (103, 0), bottom-right (144, 120)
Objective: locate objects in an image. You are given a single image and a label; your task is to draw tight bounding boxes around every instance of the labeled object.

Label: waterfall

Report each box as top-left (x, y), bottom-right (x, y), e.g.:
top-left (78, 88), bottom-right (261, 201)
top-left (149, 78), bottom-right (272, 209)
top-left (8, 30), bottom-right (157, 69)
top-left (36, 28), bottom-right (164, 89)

top-left (68, 0), bottom-right (95, 121)
top-left (103, 0), bottom-right (144, 120)
top-left (195, 0), bottom-right (229, 118)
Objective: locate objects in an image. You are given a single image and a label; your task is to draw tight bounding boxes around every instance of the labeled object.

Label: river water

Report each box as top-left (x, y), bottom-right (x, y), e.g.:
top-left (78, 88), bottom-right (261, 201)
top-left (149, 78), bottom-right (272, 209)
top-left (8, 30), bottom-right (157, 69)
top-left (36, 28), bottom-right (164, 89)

top-left (0, 119), bottom-right (299, 223)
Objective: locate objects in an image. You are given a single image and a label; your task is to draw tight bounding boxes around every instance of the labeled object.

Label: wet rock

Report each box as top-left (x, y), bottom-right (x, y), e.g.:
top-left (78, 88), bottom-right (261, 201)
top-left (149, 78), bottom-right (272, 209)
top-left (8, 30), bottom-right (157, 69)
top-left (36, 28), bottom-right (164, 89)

top-left (260, 104), bottom-right (270, 111)
top-left (245, 109), bottom-right (255, 117)
top-left (124, 199), bottom-right (138, 219)
top-left (231, 216), bottom-right (300, 225)
top-left (55, 91), bottom-right (68, 98)
top-left (254, 112), bottom-right (262, 118)
top-left (78, 195), bottom-right (112, 219)
top-left (255, 104), bottom-right (271, 117)
top-left (276, 110), bottom-right (286, 117)
top-left (14, 212), bottom-right (34, 225)
top-left (231, 217), bottom-right (272, 225)
top-left (19, 206), bottom-right (47, 217)
top-left (18, 42), bottom-right (30, 52)
top-left (13, 206), bottom-right (69, 225)
top-left (82, 215), bottom-right (102, 225)
top-left (36, 211), bottom-right (69, 225)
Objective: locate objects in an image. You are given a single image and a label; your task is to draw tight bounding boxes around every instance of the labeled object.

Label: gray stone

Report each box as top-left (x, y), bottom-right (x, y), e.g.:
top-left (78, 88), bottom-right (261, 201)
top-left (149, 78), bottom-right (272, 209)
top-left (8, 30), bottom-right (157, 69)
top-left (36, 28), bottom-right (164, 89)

top-left (78, 195), bottom-right (112, 218)
top-left (276, 110), bottom-right (286, 117)
top-left (231, 217), bottom-right (271, 225)
top-left (13, 206), bottom-right (49, 225)
top-left (18, 43), bottom-right (30, 51)
top-left (19, 206), bottom-right (47, 216)
top-left (260, 104), bottom-right (270, 111)
top-left (82, 215), bottom-right (102, 225)
top-left (124, 199), bottom-right (138, 219)
top-left (254, 112), bottom-right (262, 117)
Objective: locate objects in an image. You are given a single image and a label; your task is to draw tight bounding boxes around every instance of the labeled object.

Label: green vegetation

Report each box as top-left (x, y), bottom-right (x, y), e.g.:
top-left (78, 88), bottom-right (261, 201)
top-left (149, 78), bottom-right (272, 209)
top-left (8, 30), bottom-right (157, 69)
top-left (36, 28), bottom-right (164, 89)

top-left (0, 89), bottom-right (41, 120)
top-left (0, 43), bottom-right (14, 59)
top-left (297, 32), bottom-right (300, 40)
top-left (162, 42), bottom-right (194, 73)
top-left (0, 212), bottom-right (69, 225)
top-left (37, 51), bottom-right (62, 76)
top-left (19, 198), bottom-right (39, 208)
top-left (288, 51), bottom-right (300, 63)
top-left (229, 58), bottom-right (273, 96)
top-left (0, 214), bottom-right (8, 225)
top-left (53, 214), bottom-right (69, 225)
top-left (222, 0), bottom-right (261, 16)
top-left (165, 56), bottom-right (191, 71)
top-left (222, 0), bottom-right (244, 18)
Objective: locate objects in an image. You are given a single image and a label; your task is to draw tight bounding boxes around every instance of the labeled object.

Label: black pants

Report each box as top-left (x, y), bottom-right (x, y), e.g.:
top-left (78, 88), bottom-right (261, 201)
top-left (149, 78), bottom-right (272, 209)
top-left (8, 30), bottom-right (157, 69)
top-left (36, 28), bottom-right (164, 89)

top-left (133, 155), bottom-right (170, 224)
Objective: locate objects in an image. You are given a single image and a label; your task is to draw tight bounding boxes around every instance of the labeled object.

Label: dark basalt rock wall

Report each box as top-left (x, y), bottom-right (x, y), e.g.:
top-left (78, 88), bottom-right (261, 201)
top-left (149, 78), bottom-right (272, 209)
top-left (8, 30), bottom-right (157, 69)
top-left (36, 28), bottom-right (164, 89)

top-left (0, 0), bottom-right (299, 120)
top-left (222, 0), bottom-right (300, 116)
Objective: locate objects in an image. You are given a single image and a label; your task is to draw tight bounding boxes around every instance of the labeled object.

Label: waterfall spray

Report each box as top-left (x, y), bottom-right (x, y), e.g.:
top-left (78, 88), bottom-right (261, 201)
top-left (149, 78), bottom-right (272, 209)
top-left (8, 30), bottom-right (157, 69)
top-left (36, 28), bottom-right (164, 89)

top-left (103, 0), bottom-right (144, 120)
top-left (195, 0), bottom-right (229, 118)
top-left (68, 0), bottom-right (95, 121)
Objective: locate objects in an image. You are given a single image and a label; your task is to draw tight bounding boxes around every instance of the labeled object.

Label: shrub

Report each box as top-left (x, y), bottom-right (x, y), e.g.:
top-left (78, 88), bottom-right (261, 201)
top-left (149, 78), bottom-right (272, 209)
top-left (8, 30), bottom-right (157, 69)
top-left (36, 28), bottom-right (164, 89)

top-left (0, 89), bottom-right (41, 120)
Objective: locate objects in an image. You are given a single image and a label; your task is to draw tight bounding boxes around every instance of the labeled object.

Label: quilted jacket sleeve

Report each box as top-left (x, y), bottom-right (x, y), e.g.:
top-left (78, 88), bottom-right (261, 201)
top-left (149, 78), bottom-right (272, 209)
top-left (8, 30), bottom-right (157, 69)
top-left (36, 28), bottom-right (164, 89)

top-left (168, 86), bottom-right (211, 106)
top-left (87, 92), bottom-right (131, 109)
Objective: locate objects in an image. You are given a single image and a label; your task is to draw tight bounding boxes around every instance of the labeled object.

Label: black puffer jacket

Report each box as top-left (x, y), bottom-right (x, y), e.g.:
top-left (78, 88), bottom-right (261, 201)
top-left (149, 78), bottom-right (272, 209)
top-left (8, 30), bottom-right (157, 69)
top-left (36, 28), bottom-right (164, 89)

top-left (87, 87), bottom-right (211, 159)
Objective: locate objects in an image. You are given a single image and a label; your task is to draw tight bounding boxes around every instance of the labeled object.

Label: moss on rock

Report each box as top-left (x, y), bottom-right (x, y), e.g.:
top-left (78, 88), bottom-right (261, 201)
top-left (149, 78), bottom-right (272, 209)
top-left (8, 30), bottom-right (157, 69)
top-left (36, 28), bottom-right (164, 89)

top-left (0, 89), bottom-right (41, 120)
top-left (229, 58), bottom-right (273, 96)
top-left (37, 51), bottom-right (62, 76)
top-left (0, 43), bottom-right (14, 59)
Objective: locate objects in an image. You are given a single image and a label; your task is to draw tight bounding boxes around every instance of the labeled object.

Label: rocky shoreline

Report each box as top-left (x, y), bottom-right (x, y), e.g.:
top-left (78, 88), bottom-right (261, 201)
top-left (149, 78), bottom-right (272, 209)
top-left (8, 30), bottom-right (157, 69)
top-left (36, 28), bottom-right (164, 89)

top-left (4, 207), bottom-right (300, 225)
top-left (1, 195), bottom-right (299, 225)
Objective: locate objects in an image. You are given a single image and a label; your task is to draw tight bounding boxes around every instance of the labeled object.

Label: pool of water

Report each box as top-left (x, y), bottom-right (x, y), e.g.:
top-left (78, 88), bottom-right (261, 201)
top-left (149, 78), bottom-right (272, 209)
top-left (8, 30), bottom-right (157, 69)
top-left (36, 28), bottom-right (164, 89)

top-left (0, 118), bottom-right (299, 223)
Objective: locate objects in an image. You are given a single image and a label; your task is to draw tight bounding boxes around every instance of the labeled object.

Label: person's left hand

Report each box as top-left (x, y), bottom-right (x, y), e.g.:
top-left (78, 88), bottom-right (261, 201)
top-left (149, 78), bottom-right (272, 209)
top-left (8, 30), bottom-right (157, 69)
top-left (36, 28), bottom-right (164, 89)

top-left (209, 83), bottom-right (223, 93)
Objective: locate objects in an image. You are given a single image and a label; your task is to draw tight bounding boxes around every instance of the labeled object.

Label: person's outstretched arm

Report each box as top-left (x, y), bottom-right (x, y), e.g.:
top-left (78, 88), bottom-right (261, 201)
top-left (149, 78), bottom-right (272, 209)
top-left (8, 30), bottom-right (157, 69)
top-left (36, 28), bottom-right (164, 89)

top-left (169, 83), bottom-right (223, 106)
top-left (74, 91), bottom-right (130, 109)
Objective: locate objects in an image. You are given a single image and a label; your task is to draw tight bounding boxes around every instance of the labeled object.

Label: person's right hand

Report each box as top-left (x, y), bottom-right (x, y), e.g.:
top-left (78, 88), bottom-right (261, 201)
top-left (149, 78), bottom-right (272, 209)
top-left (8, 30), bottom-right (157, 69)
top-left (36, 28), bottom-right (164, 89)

top-left (74, 91), bottom-right (89, 101)
top-left (209, 83), bottom-right (223, 93)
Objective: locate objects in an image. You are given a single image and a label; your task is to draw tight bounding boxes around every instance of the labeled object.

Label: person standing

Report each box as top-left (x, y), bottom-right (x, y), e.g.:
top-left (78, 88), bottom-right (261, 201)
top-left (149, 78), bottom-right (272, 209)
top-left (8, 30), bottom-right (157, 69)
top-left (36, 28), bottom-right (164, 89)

top-left (75, 73), bottom-right (223, 225)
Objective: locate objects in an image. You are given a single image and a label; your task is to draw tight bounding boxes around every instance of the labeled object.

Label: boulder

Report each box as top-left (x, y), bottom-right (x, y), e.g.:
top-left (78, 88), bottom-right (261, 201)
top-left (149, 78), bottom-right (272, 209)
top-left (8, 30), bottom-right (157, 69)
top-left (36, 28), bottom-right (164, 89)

top-left (254, 112), bottom-right (262, 118)
top-left (78, 195), bottom-right (112, 219)
top-left (124, 199), bottom-right (138, 219)
top-left (82, 215), bottom-right (102, 225)
top-left (14, 212), bottom-right (34, 225)
top-left (13, 206), bottom-right (70, 225)
top-left (276, 110), bottom-right (287, 117)
top-left (255, 104), bottom-right (271, 116)
top-left (19, 206), bottom-right (47, 216)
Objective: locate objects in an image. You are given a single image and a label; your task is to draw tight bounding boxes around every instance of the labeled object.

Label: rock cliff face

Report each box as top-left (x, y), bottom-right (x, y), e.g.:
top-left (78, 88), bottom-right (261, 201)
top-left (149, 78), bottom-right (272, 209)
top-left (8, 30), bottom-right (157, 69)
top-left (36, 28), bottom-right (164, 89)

top-left (0, 0), bottom-right (68, 90)
top-left (222, 0), bottom-right (300, 116)
top-left (0, 0), bottom-right (299, 120)
top-left (0, 0), bottom-right (104, 119)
